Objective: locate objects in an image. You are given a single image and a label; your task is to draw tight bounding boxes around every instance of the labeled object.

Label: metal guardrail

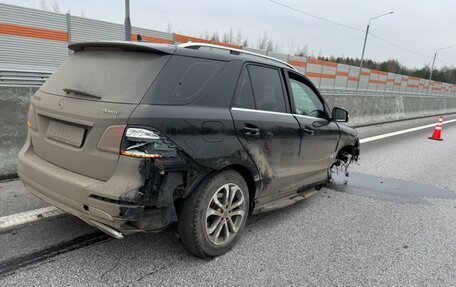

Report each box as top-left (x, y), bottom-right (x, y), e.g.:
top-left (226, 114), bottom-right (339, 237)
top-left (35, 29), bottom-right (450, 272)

top-left (0, 70), bottom-right (53, 87)
top-left (319, 88), bottom-right (453, 98)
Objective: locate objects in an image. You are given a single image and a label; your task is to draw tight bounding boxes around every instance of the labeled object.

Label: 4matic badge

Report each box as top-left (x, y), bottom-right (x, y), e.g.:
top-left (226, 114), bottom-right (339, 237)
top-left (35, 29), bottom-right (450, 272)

top-left (102, 108), bottom-right (119, 115)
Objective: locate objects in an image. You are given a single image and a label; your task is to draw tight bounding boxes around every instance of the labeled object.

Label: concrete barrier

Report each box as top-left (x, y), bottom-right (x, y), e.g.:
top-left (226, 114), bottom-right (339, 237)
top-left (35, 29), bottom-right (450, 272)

top-left (324, 93), bottom-right (456, 126)
top-left (1, 86), bottom-right (456, 177)
top-left (0, 86), bottom-right (38, 178)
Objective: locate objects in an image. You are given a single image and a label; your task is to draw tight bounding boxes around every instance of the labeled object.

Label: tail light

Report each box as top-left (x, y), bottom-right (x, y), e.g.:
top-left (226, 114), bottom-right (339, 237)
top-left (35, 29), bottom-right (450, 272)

top-left (97, 125), bottom-right (126, 153)
top-left (27, 105), bottom-right (38, 131)
top-left (120, 127), bottom-right (177, 158)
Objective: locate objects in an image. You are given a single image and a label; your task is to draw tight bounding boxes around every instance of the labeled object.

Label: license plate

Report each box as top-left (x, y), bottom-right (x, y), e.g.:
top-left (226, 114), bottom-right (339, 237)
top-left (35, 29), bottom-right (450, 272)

top-left (47, 120), bottom-right (85, 147)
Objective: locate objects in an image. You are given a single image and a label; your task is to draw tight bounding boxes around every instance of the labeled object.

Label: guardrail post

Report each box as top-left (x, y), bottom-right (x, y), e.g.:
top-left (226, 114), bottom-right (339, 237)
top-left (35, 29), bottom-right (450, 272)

top-left (318, 62), bottom-right (323, 88)
top-left (345, 65), bottom-right (350, 90)
top-left (66, 13), bottom-right (72, 55)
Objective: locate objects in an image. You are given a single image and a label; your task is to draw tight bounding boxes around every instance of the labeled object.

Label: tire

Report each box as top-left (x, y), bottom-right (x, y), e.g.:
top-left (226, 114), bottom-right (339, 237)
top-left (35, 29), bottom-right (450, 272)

top-left (177, 170), bottom-right (250, 258)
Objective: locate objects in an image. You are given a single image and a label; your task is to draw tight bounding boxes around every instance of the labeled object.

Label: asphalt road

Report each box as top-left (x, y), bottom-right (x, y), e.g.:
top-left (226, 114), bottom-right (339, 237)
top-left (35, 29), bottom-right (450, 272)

top-left (1, 115), bottom-right (456, 286)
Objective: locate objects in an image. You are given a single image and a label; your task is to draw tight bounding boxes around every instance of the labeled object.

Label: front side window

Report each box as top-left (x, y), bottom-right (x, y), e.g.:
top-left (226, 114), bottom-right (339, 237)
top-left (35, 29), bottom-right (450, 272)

top-left (248, 65), bottom-right (286, 113)
top-left (288, 73), bottom-right (326, 118)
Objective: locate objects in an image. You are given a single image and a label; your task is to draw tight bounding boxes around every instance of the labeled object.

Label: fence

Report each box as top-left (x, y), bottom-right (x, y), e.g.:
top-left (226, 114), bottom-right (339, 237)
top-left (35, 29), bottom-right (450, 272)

top-left (0, 2), bottom-right (455, 96)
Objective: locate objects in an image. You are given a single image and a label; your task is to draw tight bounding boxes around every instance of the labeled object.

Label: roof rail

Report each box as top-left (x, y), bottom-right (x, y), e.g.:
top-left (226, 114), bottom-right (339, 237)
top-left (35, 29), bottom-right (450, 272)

top-left (179, 42), bottom-right (297, 71)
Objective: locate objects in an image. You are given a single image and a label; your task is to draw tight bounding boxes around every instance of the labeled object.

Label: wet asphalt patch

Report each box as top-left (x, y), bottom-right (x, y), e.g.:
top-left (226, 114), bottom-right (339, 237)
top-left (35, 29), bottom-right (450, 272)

top-left (328, 172), bottom-right (456, 204)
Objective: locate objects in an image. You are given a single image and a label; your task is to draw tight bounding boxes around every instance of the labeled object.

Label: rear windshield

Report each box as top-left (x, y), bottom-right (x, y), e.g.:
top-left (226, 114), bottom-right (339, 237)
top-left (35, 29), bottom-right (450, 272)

top-left (41, 51), bottom-right (170, 103)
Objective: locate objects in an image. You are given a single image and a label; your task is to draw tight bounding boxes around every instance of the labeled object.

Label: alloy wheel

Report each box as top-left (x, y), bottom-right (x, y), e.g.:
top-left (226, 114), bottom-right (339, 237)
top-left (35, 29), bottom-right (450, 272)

top-left (205, 183), bottom-right (246, 245)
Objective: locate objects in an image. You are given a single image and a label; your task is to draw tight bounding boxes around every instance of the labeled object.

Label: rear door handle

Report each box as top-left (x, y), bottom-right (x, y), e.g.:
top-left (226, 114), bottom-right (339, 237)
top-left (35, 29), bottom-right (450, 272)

top-left (243, 126), bottom-right (260, 136)
top-left (303, 127), bottom-right (314, 136)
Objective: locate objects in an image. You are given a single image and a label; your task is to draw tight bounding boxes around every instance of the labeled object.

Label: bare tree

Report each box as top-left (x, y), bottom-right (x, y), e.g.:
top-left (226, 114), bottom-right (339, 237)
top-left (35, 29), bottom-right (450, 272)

top-left (294, 45), bottom-right (309, 57)
top-left (288, 39), bottom-right (295, 55)
top-left (222, 27), bottom-right (235, 44)
top-left (266, 40), bottom-right (274, 52)
top-left (235, 28), bottom-right (242, 45)
top-left (210, 31), bottom-right (220, 42)
top-left (257, 31), bottom-right (268, 50)
top-left (52, 0), bottom-right (60, 13)
top-left (198, 28), bottom-right (249, 47)
top-left (257, 31), bottom-right (275, 51)
top-left (166, 22), bottom-right (173, 33)
top-left (222, 32), bottom-right (229, 44)
top-left (40, 0), bottom-right (48, 11)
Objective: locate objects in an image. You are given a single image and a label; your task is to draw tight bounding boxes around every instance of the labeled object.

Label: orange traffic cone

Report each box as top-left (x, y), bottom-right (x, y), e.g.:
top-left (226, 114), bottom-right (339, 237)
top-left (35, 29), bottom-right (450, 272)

top-left (429, 116), bottom-right (443, 141)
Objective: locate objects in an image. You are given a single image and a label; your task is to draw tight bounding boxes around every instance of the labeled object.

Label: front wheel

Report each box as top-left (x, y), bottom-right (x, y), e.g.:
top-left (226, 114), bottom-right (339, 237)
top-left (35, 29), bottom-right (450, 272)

top-left (178, 170), bottom-right (250, 258)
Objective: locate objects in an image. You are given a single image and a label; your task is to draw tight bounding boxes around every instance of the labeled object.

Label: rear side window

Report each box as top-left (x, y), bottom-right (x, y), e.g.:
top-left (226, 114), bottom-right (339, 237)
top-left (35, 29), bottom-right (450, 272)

top-left (233, 69), bottom-right (255, 109)
top-left (174, 62), bottom-right (219, 101)
top-left (247, 65), bottom-right (286, 113)
top-left (143, 56), bottom-right (225, 105)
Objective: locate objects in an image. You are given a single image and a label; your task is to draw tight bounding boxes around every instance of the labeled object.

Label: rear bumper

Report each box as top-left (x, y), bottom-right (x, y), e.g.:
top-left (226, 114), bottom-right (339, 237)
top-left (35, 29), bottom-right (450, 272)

top-left (18, 134), bottom-right (154, 235)
top-left (20, 173), bottom-right (125, 238)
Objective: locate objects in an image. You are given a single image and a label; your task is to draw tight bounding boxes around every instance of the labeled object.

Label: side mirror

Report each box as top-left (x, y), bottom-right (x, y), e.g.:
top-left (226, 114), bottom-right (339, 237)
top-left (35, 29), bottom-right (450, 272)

top-left (332, 107), bottom-right (349, 122)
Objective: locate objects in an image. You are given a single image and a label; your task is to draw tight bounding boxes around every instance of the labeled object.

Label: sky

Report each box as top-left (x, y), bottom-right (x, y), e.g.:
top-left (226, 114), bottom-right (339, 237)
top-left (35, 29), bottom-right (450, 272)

top-left (1, 0), bottom-right (455, 69)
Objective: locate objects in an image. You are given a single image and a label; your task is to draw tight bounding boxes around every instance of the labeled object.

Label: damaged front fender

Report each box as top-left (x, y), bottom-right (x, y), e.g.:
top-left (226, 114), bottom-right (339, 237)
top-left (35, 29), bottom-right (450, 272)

top-left (332, 140), bottom-right (360, 177)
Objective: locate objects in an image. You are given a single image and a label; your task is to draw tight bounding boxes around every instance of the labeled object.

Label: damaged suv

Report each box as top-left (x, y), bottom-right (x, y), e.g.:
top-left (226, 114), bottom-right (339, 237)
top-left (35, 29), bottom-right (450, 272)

top-left (18, 41), bottom-right (359, 257)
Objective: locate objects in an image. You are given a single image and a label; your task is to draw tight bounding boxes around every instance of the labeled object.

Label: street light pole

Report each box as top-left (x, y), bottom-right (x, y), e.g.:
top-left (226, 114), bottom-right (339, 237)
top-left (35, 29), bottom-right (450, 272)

top-left (429, 46), bottom-right (453, 81)
top-left (124, 0), bottom-right (131, 41)
top-left (356, 11), bottom-right (394, 90)
top-left (429, 52), bottom-right (437, 83)
top-left (428, 45), bottom-right (453, 94)
top-left (357, 25), bottom-right (370, 90)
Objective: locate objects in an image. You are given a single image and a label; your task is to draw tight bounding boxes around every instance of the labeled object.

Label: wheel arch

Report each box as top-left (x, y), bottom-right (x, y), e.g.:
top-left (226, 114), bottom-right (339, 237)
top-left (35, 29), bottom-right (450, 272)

top-left (221, 164), bottom-right (258, 212)
top-left (179, 162), bottom-right (259, 212)
top-left (335, 139), bottom-right (360, 163)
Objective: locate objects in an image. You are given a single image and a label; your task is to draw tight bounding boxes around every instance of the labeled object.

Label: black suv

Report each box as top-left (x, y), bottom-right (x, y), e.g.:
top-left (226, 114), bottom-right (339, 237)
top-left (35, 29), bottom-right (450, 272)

top-left (18, 41), bottom-right (359, 257)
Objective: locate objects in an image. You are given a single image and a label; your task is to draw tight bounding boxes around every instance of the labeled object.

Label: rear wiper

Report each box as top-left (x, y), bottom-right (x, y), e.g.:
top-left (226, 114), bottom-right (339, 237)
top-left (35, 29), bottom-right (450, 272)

top-left (63, 88), bottom-right (101, 99)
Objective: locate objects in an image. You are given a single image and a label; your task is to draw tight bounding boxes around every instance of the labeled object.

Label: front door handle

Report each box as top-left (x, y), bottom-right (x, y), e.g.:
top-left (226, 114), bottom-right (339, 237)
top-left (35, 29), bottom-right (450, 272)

top-left (303, 127), bottom-right (314, 136)
top-left (243, 126), bottom-right (260, 136)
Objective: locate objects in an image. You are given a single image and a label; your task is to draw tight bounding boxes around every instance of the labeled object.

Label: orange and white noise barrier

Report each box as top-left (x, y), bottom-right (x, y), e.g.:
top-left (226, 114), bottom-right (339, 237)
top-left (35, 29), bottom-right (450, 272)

top-left (429, 116), bottom-right (444, 141)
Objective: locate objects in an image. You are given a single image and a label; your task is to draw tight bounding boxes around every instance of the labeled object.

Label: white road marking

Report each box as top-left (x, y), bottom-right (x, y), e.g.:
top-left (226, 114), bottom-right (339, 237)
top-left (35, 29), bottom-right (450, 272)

top-left (0, 206), bottom-right (64, 231)
top-left (360, 119), bottom-right (456, 144)
top-left (2, 117), bottom-right (456, 230)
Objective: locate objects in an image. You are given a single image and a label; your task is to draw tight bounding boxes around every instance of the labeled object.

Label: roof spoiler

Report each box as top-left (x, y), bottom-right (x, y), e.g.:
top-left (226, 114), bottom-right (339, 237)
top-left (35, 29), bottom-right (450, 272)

top-left (68, 41), bottom-right (176, 54)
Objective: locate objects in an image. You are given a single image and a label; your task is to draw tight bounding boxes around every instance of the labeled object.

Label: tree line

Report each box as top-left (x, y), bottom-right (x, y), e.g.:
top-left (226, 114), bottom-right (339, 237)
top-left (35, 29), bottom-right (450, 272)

top-left (197, 29), bottom-right (455, 84)
top-left (317, 56), bottom-right (456, 84)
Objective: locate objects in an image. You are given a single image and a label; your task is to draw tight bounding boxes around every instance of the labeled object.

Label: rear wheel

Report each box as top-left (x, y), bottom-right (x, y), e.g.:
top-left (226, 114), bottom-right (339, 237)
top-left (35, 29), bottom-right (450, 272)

top-left (178, 170), bottom-right (249, 258)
